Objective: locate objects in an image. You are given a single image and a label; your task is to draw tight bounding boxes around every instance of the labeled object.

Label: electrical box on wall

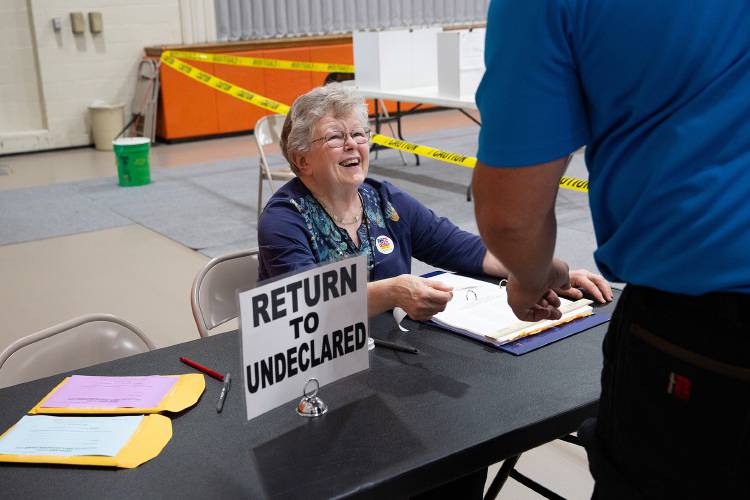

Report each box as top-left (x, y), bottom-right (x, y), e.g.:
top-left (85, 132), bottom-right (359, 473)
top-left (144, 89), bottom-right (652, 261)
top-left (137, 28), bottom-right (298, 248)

top-left (70, 12), bottom-right (85, 34)
top-left (88, 12), bottom-right (103, 34)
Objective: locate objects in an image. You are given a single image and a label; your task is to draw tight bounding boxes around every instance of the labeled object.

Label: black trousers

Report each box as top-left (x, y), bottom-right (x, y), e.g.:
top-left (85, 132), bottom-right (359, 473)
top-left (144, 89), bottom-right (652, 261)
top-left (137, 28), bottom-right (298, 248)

top-left (579, 285), bottom-right (750, 499)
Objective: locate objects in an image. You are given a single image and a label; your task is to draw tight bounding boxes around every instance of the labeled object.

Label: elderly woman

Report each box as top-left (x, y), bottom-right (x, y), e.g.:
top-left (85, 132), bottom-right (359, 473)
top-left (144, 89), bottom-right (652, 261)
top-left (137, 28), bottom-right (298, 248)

top-left (257, 83), bottom-right (612, 320)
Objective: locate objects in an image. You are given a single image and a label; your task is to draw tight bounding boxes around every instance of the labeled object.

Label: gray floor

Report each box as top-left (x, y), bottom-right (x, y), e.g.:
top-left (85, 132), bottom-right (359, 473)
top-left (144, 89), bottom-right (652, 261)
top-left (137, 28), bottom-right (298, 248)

top-left (0, 126), bottom-right (603, 277)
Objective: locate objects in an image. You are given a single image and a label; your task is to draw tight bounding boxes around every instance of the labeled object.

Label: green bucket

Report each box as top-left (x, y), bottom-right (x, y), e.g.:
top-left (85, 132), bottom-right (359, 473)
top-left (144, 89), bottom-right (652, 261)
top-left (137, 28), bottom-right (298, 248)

top-left (113, 137), bottom-right (151, 186)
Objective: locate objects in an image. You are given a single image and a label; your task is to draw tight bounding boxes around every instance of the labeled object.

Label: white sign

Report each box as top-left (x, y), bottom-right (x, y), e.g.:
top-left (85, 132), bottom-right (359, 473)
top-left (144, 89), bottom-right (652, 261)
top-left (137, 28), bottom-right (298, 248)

top-left (239, 256), bottom-right (369, 421)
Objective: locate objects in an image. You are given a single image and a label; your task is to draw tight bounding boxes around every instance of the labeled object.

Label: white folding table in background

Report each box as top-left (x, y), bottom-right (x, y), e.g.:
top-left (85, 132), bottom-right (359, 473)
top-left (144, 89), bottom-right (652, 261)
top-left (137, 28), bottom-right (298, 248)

top-left (356, 84), bottom-right (480, 199)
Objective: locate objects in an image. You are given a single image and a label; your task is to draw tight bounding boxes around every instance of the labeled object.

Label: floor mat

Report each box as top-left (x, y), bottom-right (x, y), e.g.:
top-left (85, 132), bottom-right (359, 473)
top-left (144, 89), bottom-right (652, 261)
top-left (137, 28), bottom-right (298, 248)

top-left (1, 126), bottom-right (599, 272)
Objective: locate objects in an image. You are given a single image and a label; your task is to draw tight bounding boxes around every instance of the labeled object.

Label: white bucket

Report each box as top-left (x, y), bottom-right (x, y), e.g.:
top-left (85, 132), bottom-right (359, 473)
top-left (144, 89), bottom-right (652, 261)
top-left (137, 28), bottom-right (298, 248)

top-left (89, 103), bottom-right (125, 151)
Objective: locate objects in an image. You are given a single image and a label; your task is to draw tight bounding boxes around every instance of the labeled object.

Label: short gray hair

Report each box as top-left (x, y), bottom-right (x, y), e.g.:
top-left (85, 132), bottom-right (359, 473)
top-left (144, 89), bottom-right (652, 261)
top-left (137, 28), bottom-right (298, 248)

top-left (280, 83), bottom-right (369, 174)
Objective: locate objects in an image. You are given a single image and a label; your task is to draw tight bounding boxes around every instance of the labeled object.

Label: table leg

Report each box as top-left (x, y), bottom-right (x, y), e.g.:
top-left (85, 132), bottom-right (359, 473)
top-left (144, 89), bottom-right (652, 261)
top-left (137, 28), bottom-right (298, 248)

top-left (374, 98), bottom-right (382, 135)
top-left (483, 454), bottom-right (520, 500)
top-left (396, 101), bottom-right (420, 166)
top-left (459, 108), bottom-right (482, 126)
top-left (508, 469), bottom-right (567, 500)
top-left (371, 99), bottom-right (382, 160)
top-left (459, 108), bottom-right (479, 201)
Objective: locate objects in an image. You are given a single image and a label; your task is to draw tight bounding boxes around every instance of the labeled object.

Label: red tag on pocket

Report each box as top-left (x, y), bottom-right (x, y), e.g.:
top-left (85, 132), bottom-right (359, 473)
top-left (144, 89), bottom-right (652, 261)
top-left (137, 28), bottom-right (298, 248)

top-left (667, 372), bottom-right (692, 400)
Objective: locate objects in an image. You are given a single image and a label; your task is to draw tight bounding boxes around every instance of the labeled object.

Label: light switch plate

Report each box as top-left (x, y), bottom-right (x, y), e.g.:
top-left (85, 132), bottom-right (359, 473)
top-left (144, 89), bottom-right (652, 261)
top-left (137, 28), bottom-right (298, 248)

top-left (88, 12), bottom-right (103, 34)
top-left (70, 12), bottom-right (85, 34)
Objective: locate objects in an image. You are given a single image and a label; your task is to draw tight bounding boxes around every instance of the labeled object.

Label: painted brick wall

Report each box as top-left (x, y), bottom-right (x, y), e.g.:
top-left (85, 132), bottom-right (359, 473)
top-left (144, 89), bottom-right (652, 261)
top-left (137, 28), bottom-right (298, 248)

top-left (1, 0), bottom-right (183, 154)
top-left (0, 0), bottom-right (46, 136)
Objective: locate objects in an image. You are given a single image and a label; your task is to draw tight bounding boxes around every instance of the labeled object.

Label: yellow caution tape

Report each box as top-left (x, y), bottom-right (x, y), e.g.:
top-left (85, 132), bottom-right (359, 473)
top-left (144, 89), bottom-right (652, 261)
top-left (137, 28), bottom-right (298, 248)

top-left (558, 176), bottom-right (589, 193)
top-left (372, 135), bottom-right (589, 192)
top-left (160, 53), bottom-right (290, 115)
top-left (163, 50), bottom-right (355, 74)
top-left (161, 52), bottom-right (588, 193)
top-left (371, 134), bottom-right (477, 169)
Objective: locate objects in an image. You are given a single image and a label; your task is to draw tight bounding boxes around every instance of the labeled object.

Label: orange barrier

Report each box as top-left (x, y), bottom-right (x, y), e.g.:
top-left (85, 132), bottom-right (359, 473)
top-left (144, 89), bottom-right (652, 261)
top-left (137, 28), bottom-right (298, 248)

top-left (157, 43), bottom-right (417, 141)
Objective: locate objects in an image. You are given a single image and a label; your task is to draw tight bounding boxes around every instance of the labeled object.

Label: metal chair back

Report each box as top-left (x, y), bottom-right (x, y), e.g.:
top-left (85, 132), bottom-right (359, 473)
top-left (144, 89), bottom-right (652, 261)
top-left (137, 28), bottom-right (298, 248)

top-left (0, 314), bottom-right (155, 388)
top-left (191, 249), bottom-right (259, 337)
top-left (255, 114), bottom-right (295, 220)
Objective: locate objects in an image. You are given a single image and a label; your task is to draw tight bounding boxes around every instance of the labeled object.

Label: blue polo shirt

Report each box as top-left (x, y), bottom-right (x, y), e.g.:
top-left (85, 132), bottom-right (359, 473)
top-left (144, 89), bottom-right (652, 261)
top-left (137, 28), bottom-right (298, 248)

top-left (257, 178), bottom-right (486, 282)
top-left (476, 0), bottom-right (750, 295)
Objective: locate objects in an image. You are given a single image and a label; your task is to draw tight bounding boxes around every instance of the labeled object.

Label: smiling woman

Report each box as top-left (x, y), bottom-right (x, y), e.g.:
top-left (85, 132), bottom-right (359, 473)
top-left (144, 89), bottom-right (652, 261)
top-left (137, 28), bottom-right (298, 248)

top-left (256, 83), bottom-right (612, 323)
top-left (257, 84), bottom-right (486, 321)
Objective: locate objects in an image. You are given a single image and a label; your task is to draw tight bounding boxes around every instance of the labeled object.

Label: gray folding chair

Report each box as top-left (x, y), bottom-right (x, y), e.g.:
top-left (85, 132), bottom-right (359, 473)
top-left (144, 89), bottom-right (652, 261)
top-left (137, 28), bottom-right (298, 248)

top-left (0, 314), bottom-right (155, 389)
top-left (190, 249), bottom-right (259, 338)
top-left (255, 114), bottom-right (295, 220)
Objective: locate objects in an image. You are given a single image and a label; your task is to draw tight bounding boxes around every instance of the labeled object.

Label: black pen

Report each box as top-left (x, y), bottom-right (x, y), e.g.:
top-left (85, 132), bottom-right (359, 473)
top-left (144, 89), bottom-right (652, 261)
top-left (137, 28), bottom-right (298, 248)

top-left (217, 372), bottom-right (231, 413)
top-left (373, 338), bottom-right (419, 355)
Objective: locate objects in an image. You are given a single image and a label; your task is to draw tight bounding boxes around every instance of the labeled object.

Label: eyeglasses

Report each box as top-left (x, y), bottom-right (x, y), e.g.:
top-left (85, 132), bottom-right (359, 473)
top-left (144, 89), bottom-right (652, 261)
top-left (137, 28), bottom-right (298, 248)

top-left (311, 128), bottom-right (371, 149)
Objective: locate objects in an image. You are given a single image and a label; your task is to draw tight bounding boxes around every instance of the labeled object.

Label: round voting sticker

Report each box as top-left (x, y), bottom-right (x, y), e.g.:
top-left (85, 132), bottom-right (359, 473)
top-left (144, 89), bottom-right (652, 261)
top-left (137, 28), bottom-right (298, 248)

top-left (375, 235), bottom-right (394, 254)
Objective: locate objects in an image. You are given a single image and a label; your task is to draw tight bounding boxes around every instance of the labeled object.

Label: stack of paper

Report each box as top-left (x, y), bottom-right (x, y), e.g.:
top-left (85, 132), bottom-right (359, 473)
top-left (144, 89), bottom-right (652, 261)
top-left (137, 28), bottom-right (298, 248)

top-left (0, 415), bottom-right (144, 457)
top-left (0, 374), bottom-right (205, 468)
top-left (0, 413), bottom-right (172, 468)
top-left (426, 274), bottom-right (594, 345)
top-left (30, 374), bottom-right (204, 414)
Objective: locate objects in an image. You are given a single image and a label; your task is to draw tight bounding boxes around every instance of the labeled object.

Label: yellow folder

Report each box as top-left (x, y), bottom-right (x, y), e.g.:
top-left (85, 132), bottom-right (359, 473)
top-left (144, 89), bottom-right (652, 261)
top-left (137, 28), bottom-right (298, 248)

top-left (0, 414), bottom-right (172, 468)
top-left (28, 373), bottom-right (205, 415)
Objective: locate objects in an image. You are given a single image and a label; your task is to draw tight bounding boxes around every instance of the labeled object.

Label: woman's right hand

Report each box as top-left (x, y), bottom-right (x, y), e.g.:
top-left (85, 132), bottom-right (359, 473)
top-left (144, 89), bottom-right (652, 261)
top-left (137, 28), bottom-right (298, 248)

top-left (393, 275), bottom-right (454, 321)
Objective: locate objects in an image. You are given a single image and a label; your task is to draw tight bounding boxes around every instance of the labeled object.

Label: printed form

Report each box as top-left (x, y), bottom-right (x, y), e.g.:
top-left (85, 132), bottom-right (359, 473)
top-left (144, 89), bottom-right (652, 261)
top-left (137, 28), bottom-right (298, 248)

top-left (0, 415), bottom-right (143, 457)
top-left (42, 375), bottom-right (177, 408)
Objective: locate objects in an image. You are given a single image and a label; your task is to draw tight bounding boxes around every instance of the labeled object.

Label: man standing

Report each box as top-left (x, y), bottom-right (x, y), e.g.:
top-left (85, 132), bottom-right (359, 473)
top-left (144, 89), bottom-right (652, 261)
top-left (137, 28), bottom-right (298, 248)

top-left (473, 1), bottom-right (750, 498)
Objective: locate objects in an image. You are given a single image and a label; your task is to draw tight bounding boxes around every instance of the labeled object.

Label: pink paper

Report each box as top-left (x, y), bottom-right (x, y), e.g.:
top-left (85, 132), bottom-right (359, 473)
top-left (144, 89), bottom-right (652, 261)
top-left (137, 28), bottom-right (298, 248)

top-left (42, 375), bottom-right (178, 408)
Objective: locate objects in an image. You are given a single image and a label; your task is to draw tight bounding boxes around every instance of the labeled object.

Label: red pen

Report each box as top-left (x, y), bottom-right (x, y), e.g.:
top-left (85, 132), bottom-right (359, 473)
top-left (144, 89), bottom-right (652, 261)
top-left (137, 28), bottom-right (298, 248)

top-left (180, 357), bottom-right (224, 382)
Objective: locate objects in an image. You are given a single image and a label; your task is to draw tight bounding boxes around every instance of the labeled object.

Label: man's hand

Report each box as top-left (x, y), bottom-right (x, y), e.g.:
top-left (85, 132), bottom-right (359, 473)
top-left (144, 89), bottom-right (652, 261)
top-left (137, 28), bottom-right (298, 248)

top-left (557, 269), bottom-right (613, 303)
top-left (393, 275), bottom-right (453, 321)
top-left (473, 159), bottom-right (571, 321)
top-left (506, 259), bottom-right (570, 321)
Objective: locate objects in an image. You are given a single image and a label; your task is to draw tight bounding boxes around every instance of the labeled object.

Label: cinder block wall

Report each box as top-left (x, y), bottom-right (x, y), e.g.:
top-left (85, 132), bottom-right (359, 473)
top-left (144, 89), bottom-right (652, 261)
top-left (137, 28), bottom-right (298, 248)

top-left (0, 0), bottom-right (45, 136)
top-left (0, 0), bottom-right (184, 155)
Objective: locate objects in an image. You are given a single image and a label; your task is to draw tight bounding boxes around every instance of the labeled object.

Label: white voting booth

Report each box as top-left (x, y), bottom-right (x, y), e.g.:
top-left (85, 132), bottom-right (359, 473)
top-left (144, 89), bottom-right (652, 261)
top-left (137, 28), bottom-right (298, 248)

top-left (437, 28), bottom-right (486, 99)
top-left (353, 28), bottom-right (441, 90)
top-left (353, 27), bottom-right (485, 99)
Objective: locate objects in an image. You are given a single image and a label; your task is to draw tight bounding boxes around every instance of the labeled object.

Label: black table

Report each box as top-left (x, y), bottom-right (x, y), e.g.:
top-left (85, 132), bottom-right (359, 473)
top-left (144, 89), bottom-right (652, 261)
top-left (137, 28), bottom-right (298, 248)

top-left (0, 294), bottom-right (618, 499)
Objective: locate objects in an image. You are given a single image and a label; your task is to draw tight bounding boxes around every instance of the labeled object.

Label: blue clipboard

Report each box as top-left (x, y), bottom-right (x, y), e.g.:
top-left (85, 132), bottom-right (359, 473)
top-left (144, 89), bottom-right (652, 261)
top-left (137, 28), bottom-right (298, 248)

top-left (422, 271), bottom-right (611, 355)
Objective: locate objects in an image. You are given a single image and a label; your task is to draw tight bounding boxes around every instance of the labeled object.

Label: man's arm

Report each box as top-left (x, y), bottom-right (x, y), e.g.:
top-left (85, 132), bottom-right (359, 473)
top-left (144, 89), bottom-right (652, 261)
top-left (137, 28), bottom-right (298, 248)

top-left (472, 158), bottom-right (571, 321)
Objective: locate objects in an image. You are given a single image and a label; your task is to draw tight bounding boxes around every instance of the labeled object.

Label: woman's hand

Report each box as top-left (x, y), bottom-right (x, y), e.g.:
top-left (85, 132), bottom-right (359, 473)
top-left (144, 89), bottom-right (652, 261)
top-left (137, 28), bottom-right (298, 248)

top-left (393, 275), bottom-right (454, 321)
top-left (555, 269), bottom-right (613, 303)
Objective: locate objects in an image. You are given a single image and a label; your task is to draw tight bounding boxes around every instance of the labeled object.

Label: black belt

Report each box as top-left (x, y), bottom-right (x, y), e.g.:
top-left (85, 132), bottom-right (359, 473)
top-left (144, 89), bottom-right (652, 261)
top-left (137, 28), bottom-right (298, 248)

top-left (632, 323), bottom-right (750, 383)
